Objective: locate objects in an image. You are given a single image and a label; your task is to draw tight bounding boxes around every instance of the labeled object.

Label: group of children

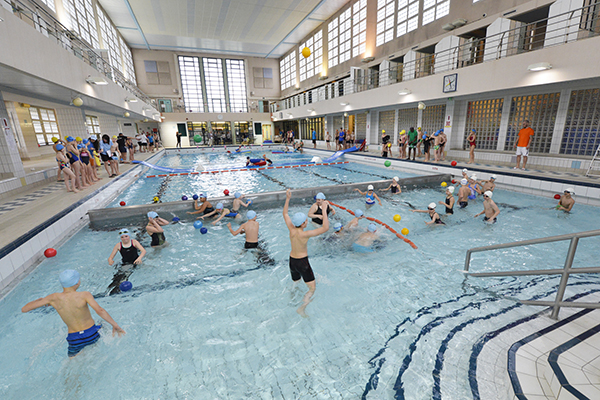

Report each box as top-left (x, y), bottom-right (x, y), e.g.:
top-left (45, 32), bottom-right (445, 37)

top-left (389, 128), bottom-right (448, 162)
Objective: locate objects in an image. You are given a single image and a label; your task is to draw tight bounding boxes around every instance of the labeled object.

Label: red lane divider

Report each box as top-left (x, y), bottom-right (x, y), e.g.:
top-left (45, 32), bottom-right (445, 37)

top-left (145, 161), bottom-right (350, 178)
top-left (328, 201), bottom-right (418, 250)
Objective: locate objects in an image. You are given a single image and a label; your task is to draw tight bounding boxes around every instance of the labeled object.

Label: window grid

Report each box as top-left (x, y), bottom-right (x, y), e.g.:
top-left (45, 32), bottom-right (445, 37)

top-left (64, 0), bottom-right (99, 49)
top-left (352, 0), bottom-right (367, 58)
top-left (338, 7), bottom-right (352, 65)
top-left (85, 115), bottom-right (101, 135)
top-left (464, 98), bottom-right (504, 151)
top-left (397, 107), bottom-right (419, 132)
top-left (30, 107), bottom-right (60, 146)
top-left (376, 0), bottom-right (395, 47)
top-left (226, 59), bottom-right (248, 112)
top-left (97, 5), bottom-right (122, 77)
top-left (505, 93), bottom-right (561, 154)
top-left (39, 0), bottom-right (56, 13)
top-left (327, 18), bottom-right (339, 68)
top-left (203, 58), bottom-right (226, 113)
top-left (423, 0), bottom-right (450, 25)
top-left (561, 89), bottom-right (600, 156)
top-left (178, 56), bottom-right (204, 113)
top-left (119, 37), bottom-right (137, 84)
top-left (397, 0), bottom-right (419, 37)
top-left (299, 31), bottom-right (323, 82)
top-left (280, 52), bottom-right (297, 90)
top-left (421, 104), bottom-right (446, 136)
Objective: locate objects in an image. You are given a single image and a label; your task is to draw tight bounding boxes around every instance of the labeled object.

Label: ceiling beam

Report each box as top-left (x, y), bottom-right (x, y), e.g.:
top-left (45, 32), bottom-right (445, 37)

top-left (122, 0), bottom-right (150, 50)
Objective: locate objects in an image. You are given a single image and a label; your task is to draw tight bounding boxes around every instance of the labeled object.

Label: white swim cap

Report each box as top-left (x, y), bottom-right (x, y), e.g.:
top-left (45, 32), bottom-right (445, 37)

top-left (428, 202), bottom-right (436, 209)
top-left (393, 176), bottom-right (399, 182)
top-left (367, 185), bottom-right (374, 191)
top-left (564, 187), bottom-right (574, 194)
top-left (461, 179), bottom-right (468, 185)
top-left (368, 223), bottom-right (377, 232)
top-left (490, 175), bottom-right (497, 180)
top-left (462, 168), bottom-right (468, 173)
top-left (470, 174), bottom-right (477, 180)
top-left (484, 191), bottom-right (493, 198)
top-left (447, 186), bottom-right (455, 194)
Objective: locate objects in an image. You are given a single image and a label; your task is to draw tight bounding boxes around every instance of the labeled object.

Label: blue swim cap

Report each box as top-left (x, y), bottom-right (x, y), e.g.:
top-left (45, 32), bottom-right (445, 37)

top-left (333, 222), bottom-right (343, 232)
top-left (55, 144), bottom-right (64, 151)
top-left (66, 136), bottom-right (75, 142)
top-left (77, 144), bottom-right (84, 149)
top-left (292, 212), bottom-right (307, 227)
top-left (199, 193), bottom-right (206, 199)
top-left (471, 128), bottom-right (477, 133)
top-left (147, 211), bottom-right (158, 218)
top-left (316, 192), bottom-right (326, 200)
top-left (216, 203), bottom-right (224, 210)
top-left (368, 223), bottom-right (377, 232)
top-left (234, 192), bottom-right (241, 198)
top-left (355, 209), bottom-right (364, 217)
top-left (83, 138), bottom-right (89, 144)
top-left (59, 270), bottom-right (80, 288)
top-left (247, 210), bottom-right (257, 219)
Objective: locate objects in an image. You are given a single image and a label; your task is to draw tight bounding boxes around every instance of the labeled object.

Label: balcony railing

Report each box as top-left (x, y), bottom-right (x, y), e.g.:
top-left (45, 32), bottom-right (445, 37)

top-left (275, 1), bottom-right (600, 113)
top-left (2, 0), bottom-right (156, 108)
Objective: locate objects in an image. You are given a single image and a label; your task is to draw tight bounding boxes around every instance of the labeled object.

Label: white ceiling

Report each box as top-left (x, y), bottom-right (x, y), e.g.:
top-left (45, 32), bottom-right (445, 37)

top-left (98, 0), bottom-right (350, 58)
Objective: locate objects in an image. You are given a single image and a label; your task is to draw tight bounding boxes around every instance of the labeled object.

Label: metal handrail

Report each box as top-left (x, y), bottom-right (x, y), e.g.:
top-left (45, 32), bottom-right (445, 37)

top-left (463, 229), bottom-right (600, 319)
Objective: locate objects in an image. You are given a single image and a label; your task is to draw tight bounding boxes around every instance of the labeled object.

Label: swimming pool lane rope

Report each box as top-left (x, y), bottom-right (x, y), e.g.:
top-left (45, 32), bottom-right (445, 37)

top-left (328, 201), bottom-right (418, 249)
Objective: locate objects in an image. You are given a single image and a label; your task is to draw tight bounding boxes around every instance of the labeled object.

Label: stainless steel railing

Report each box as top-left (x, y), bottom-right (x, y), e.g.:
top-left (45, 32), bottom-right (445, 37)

top-left (463, 229), bottom-right (600, 319)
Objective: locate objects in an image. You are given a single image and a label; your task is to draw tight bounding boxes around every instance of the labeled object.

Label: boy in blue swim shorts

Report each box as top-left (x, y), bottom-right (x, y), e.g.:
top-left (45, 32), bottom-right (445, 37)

top-left (22, 269), bottom-right (126, 357)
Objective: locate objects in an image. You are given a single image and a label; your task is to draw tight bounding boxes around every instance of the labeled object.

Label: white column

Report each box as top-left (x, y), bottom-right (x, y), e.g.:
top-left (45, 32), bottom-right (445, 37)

top-left (496, 95), bottom-right (513, 151)
top-left (393, 109), bottom-right (399, 148)
top-left (370, 110), bottom-right (379, 146)
top-left (443, 98), bottom-right (455, 144)
top-left (0, 93), bottom-right (26, 178)
top-left (417, 108), bottom-right (423, 129)
top-left (366, 111), bottom-right (372, 145)
top-left (550, 89), bottom-right (572, 154)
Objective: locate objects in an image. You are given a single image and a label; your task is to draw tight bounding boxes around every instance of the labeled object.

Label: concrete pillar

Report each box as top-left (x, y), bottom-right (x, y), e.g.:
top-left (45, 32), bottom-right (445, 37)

top-left (393, 109), bottom-right (399, 148)
top-left (0, 93), bottom-right (26, 178)
top-left (370, 111), bottom-right (379, 145)
top-left (366, 111), bottom-right (372, 145)
top-left (549, 89), bottom-right (572, 154)
top-left (496, 95), bottom-right (513, 151)
top-left (4, 101), bottom-right (29, 159)
top-left (443, 98), bottom-right (455, 145)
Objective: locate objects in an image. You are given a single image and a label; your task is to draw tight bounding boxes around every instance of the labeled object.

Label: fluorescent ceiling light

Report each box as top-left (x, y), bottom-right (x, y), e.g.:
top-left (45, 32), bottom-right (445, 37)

top-left (125, 96), bottom-right (138, 102)
top-left (362, 57), bottom-right (375, 63)
top-left (527, 62), bottom-right (552, 71)
top-left (452, 19), bottom-right (467, 27)
top-left (340, 102), bottom-right (349, 106)
top-left (86, 76), bottom-right (108, 85)
top-left (307, 108), bottom-right (314, 112)
top-left (398, 89), bottom-right (412, 95)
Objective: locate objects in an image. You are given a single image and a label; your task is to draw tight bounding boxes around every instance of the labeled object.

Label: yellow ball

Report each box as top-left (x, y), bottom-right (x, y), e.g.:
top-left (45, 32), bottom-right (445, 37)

top-left (301, 47), bottom-right (311, 58)
top-left (393, 214), bottom-right (401, 222)
top-left (441, 182), bottom-right (448, 187)
top-left (401, 228), bottom-right (409, 235)
top-left (153, 197), bottom-right (159, 203)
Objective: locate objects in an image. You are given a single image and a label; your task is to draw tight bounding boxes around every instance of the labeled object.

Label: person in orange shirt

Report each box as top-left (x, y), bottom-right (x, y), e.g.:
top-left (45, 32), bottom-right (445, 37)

top-left (514, 120), bottom-right (534, 170)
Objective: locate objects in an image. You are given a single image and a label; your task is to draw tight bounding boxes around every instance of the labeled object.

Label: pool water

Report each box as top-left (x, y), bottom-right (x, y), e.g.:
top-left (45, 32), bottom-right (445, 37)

top-left (1, 186), bottom-right (599, 399)
top-left (110, 152), bottom-right (419, 206)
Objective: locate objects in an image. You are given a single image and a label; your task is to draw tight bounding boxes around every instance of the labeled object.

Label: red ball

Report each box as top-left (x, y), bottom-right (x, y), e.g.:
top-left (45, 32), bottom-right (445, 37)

top-left (224, 189), bottom-right (230, 196)
top-left (44, 248), bottom-right (57, 258)
top-left (451, 161), bottom-right (457, 167)
top-left (119, 201), bottom-right (126, 206)
top-left (451, 180), bottom-right (457, 184)
top-left (554, 194), bottom-right (561, 200)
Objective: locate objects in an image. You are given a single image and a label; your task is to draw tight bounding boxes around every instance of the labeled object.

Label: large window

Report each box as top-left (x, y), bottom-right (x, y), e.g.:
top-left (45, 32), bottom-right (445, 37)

top-left (64, 0), bottom-right (99, 48)
top-left (561, 89), bottom-right (600, 156)
top-left (119, 37), bottom-right (137, 84)
top-left (352, 0), bottom-right (367, 58)
top-left (30, 108), bottom-right (60, 146)
top-left (86, 115), bottom-right (101, 136)
top-left (178, 56), bottom-right (204, 113)
top-left (226, 59), bottom-right (248, 112)
top-left (421, 104), bottom-right (446, 137)
top-left (203, 58), bottom-right (226, 113)
top-left (377, 0), bottom-right (395, 47)
top-left (39, 0), bottom-right (56, 12)
top-left (422, 0), bottom-right (450, 25)
top-left (328, 6), bottom-right (352, 67)
top-left (464, 99), bottom-right (504, 150)
top-left (280, 52), bottom-right (297, 90)
top-left (397, 0), bottom-right (419, 37)
top-left (299, 31), bottom-right (323, 81)
top-left (97, 5), bottom-right (122, 75)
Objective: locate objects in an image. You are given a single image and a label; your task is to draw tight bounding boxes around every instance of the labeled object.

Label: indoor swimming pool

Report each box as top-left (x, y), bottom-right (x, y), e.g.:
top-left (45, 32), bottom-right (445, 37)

top-left (2, 183), bottom-right (599, 399)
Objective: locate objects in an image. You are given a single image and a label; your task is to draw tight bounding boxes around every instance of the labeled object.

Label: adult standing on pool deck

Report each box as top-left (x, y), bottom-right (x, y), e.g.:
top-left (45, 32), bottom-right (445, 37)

top-left (312, 129), bottom-right (317, 148)
top-left (146, 211), bottom-right (169, 246)
top-left (557, 188), bottom-right (575, 212)
top-left (176, 131), bottom-right (182, 148)
top-left (326, 131), bottom-right (331, 150)
top-left (474, 191), bottom-right (500, 223)
top-left (22, 269), bottom-right (126, 357)
top-left (338, 128), bottom-right (345, 150)
top-left (467, 129), bottom-right (477, 164)
top-left (407, 127), bottom-right (418, 161)
top-left (514, 120), bottom-right (534, 170)
top-left (228, 210), bottom-right (259, 248)
top-left (283, 189), bottom-right (329, 316)
top-left (308, 192), bottom-right (335, 225)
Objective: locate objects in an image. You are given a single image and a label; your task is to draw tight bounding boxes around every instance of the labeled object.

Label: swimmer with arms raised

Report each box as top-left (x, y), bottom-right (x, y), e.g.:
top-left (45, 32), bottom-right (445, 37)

top-left (346, 209), bottom-right (364, 229)
top-left (474, 191), bottom-right (500, 223)
top-left (22, 269), bottom-right (125, 357)
top-left (283, 189), bottom-right (329, 316)
top-left (188, 194), bottom-right (215, 216)
top-left (228, 210), bottom-right (260, 248)
top-left (557, 188), bottom-right (575, 212)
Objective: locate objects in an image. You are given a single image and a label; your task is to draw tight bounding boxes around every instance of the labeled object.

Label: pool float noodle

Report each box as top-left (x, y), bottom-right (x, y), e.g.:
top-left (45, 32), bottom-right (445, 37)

top-left (328, 201), bottom-right (418, 250)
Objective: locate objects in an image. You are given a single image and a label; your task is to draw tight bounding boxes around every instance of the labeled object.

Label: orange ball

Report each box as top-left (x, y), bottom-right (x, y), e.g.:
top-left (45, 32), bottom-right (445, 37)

top-left (401, 228), bottom-right (409, 235)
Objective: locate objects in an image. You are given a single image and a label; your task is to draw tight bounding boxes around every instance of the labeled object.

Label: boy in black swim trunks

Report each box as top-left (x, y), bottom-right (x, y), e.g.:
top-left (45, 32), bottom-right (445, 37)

top-left (474, 191), bottom-right (500, 223)
top-left (228, 210), bottom-right (260, 248)
top-left (283, 189), bottom-right (329, 316)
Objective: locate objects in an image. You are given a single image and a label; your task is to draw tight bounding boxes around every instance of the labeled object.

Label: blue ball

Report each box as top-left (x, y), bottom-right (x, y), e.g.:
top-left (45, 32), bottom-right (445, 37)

top-left (119, 281), bottom-right (132, 292)
top-left (193, 220), bottom-right (203, 229)
top-left (192, 194), bottom-right (199, 200)
top-left (172, 217), bottom-right (180, 222)
top-left (182, 195), bottom-right (188, 201)
top-left (200, 227), bottom-right (208, 234)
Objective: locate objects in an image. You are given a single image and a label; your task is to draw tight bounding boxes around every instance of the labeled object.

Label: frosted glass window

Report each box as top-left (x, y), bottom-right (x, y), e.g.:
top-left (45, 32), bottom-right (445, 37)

top-left (377, 0), bottom-right (395, 46)
top-left (178, 56), bottom-right (204, 113)
top-left (29, 107), bottom-right (60, 145)
top-left (397, 0), bottom-right (419, 37)
top-left (119, 37), bottom-right (137, 84)
top-left (39, 0), bottom-right (56, 12)
top-left (327, 18), bottom-right (339, 68)
top-left (328, 0), bottom-right (366, 67)
top-left (203, 58), bottom-right (226, 113)
top-left (86, 115), bottom-right (102, 135)
top-left (280, 52), bottom-right (297, 90)
top-left (423, 0), bottom-right (450, 25)
top-left (63, 0), bottom-right (99, 49)
top-left (299, 30), bottom-right (323, 81)
top-left (226, 59), bottom-right (248, 112)
top-left (352, 0), bottom-right (367, 58)
top-left (97, 5), bottom-right (122, 78)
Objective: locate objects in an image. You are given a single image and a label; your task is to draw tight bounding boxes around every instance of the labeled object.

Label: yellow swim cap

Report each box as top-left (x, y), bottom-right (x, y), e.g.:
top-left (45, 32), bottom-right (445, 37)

top-left (51, 137), bottom-right (59, 143)
top-left (76, 136), bottom-right (82, 141)
top-left (112, 135), bottom-right (117, 139)
top-left (400, 130), bottom-right (406, 135)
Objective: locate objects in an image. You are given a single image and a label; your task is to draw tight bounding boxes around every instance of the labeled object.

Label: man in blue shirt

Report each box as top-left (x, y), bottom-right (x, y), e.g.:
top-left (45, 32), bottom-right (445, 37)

top-left (338, 128), bottom-right (345, 150)
top-left (312, 130), bottom-right (317, 148)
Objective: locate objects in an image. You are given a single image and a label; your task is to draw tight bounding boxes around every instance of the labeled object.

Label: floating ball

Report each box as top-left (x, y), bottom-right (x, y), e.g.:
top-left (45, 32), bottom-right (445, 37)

top-left (44, 248), bottom-right (57, 258)
top-left (193, 220), bottom-right (203, 229)
top-left (119, 281), bottom-right (132, 292)
top-left (384, 160), bottom-right (391, 167)
top-left (194, 134), bottom-right (202, 143)
top-left (554, 194), bottom-right (561, 200)
top-left (200, 227), bottom-right (208, 234)
top-left (192, 194), bottom-right (199, 200)
top-left (182, 195), bottom-right (188, 201)
top-left (441, 182), bottom-right (448, 187)
top-left (451, 180), bottom-right (457, 184)
top-left (393, 214), bottom-right (401, 222)
top-left (451, 161), bottom-right (457, 167)
top-left (223, 189), bottom-right (230, 196)
top-left (401, 228), bottom-right (409, 235)
top-left (119, 201), bottom-right (126, 206)
top-left (153, 196), bottom-right (160, 203)
top-left (172, 217), bottom-right (180, 222)
top-left (301, 47), bottom-right (311, 58)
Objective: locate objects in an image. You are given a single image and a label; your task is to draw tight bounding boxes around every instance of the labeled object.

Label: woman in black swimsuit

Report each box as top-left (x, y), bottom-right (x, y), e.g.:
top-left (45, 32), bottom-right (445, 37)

top-left (439, 186), bottom-right (455, 214)
top-left (380, 176), bottom-right (402, 195)
top-left (308, 192), bottom-right (336, 225)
